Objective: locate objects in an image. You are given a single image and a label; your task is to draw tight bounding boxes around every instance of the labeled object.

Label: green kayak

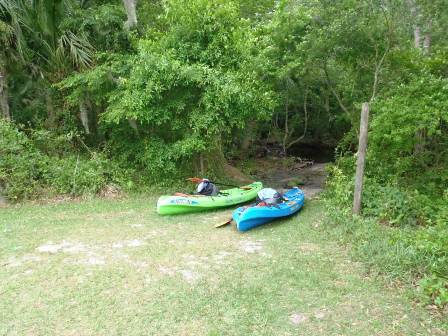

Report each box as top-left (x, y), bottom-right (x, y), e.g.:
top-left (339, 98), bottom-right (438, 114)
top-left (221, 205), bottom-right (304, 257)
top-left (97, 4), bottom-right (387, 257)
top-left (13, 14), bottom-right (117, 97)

top-left (157, 182), bottom-right (263, 215)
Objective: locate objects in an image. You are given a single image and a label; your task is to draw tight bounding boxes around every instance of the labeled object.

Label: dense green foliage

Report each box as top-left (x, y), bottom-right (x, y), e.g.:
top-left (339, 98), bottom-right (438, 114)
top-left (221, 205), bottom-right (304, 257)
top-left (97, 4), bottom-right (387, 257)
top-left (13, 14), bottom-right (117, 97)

top-left (0, 119), bottom-right (126, 199)
top-left (325, 168), bottom-right (448, 307)
top-left (1, 0), bottom-right (447, 308)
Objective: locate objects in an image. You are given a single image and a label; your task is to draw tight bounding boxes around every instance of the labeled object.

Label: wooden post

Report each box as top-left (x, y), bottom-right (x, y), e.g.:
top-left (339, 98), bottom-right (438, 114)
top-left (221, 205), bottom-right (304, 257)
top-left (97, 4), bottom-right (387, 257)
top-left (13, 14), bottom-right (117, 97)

top-left (353, 102), bottom-right (369, 215)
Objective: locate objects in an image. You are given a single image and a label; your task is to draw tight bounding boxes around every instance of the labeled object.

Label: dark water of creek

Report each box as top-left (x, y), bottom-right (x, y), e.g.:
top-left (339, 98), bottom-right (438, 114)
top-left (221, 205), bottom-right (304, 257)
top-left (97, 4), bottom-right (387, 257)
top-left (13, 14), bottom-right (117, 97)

top-left (288, 143), bottom-right (335, 163)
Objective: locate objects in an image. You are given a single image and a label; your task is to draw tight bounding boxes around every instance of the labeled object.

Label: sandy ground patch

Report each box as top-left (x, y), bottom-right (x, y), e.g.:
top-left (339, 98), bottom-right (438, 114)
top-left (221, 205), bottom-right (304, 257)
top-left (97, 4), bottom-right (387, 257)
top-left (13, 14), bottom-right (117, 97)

top-left (290, 312), bottom-right (308, 325)
top-left (178, 269), bottom-right (200, 283)
top-left (4, 254), bottom-right (42, 267)
top-left (36, 241), bottom-right (86, 254)
top-left (239, 239), bottom-right (264, 253)
top-left (112, 239), bottom-right (146, 248)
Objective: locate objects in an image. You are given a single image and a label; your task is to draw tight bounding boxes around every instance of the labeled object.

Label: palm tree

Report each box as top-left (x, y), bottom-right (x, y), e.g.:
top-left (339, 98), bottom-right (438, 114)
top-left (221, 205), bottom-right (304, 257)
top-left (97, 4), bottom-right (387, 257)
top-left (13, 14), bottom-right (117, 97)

top-left (0, 0), bottom-right (93, 123)
top-left (0, 21), bottom-right (13, 120)
top-left (0, 0), bottom-right (27, 120)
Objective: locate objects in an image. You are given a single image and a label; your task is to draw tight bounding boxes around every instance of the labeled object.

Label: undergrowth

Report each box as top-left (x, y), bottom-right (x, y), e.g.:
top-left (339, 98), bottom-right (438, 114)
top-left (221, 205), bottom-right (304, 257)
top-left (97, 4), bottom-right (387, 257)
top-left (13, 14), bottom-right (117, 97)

top-left (0, 120), bottom-right (136, 200)
top-left (324, 164), bottom-right (448, 310)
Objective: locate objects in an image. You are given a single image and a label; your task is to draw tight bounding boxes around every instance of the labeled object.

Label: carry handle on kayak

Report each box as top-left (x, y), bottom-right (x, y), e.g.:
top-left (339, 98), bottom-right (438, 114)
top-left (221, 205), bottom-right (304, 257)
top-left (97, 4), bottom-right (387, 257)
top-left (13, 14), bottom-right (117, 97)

top-left (187, 177), bottom-right (252, 190)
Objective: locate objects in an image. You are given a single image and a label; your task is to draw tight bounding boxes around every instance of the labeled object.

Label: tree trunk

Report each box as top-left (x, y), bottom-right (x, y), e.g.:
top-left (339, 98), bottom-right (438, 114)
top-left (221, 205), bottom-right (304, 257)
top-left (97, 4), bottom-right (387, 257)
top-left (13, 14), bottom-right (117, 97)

top-left (128, 118), bottom-right (139, 136)
top-left (287, 90), bottom-right (309, 149)
top-left (240, 120), bottom-right (256, 153)
top-left (282, 99), bottom-right (289, 155)
top-left (423, 34), bottom-right (430, 54)
top-left (79, 99), bottom-right (90, 134)
top-left (323, 64), bottom-right (350, 116)
top-left (353, 103), bottom-right (369, 215)
top-left (45, 89), bottom-right (56, 129)
top-left (199, 153), bottom-right (205, 175)
top-left (414, 26), bottom-right (421, 49)
top-left (408, 0), bottom-right (421, 49)
top-left (0, 69), bottom-right (11, 121)
top-left (407, 1), bottom-right (427, 153)
top-left (122, 0), bottom-right (138, 30)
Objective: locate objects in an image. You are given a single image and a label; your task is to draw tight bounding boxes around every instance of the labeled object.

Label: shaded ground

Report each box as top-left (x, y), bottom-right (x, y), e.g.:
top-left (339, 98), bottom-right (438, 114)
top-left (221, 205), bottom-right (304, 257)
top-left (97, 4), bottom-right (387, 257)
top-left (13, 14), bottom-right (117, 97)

top-left (238, 157), bottom-right (328, 199)
top-left (1, 197), bottom-right (446, 335)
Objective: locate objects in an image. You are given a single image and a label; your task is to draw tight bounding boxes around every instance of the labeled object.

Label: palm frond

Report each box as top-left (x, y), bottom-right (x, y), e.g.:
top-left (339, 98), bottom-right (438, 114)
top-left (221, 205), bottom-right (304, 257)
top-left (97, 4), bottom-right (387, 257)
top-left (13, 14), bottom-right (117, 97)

top-left (60, 31), bottom-right (93, 68)
top-left (0, 0), bottom-right (30, 61)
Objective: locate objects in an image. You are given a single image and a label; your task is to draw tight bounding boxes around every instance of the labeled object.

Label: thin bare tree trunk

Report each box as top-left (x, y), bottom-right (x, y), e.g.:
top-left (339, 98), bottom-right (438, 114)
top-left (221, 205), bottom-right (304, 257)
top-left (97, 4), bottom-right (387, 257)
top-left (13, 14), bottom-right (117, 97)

top-left (0, 69), bottom-right (11, 120)
top-left (408, 0), bottom-right (421, 49)
top-left (128, 118), bottom-right (139, 136)
top-left (199, 153), bottom-right (205, 175)
top-left (287, 90), bottom-right (309, 149)
top-left (423, 22), bottom-right (431, 55)
top-left (324, 90), bottom-right (329, 115)
top-left (240, 120), bottom-right (256, 153)
top-left (122, 0), bottom-right (138, 30)
top-left (414, 26), bottom-right (421, 48)
top-left (45, 89), bottom-right (56, 129)
top-left (353, 103), bottom-right (369, 215)
top-left (370, 44), bottom-right (389, 102)
top-left (79, 99), bottom-right (90, 134)
top-left (407, 0), bottom-right (426, 153)
top-left (282, 98), bottom-right (289, 154)
top-left (323, 64), bottom-right (350, 116)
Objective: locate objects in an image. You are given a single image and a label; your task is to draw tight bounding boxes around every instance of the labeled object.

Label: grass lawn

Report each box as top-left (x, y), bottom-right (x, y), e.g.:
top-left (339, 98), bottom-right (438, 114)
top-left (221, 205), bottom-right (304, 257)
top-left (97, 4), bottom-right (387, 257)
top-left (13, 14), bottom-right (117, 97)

top-left (0, 196), bottom-right (446, 335)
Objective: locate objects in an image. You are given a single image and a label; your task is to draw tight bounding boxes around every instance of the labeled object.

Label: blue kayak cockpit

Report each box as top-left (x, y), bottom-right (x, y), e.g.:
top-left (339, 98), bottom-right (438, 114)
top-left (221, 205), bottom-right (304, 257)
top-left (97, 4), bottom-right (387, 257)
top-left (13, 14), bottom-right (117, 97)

top-left (233, 187), bottom-right (305, 231)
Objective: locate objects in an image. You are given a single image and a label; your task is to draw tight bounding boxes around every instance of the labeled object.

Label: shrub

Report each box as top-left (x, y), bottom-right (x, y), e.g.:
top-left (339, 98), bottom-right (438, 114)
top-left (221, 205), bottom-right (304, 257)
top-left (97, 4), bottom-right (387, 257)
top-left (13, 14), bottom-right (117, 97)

top-left (0, 120), bottom-right (46, 199)
top-left (324, 163), bottom-right (448, 308)
top-left (0, 120), bottom-right (127, 200)
top-left (44, 153), bottom-right (111, 195)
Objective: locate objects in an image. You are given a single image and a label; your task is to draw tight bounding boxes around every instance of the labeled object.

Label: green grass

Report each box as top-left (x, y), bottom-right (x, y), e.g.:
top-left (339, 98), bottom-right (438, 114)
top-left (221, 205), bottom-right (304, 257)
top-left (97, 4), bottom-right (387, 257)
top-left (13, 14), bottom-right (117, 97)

top-left (0, 196), bottom-right (446, 335)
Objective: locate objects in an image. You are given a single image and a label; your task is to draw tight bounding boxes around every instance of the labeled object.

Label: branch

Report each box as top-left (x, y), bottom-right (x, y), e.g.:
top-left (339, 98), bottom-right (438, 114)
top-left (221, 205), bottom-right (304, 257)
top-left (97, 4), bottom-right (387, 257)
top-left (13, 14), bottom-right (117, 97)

top-left (370, 44), bottom-right (389, 103)
top-left (287, 89), bottom-right (309, 149)
top-left (282, 96), bottom-right (289, 154)
top-left (323, 63), bottom-right (350, 115)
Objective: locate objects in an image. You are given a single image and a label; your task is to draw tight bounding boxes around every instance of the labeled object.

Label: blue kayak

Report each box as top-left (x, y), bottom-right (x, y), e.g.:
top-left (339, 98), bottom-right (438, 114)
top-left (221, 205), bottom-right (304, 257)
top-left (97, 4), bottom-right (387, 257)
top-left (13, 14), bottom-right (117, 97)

top-left (232, 187), bottom-right (305, 232)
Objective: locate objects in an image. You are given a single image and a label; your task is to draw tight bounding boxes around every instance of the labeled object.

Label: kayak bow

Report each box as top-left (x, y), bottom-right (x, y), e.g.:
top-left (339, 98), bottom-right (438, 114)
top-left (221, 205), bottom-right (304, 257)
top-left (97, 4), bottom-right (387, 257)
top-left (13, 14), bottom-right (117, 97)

top-left (232, 187), bottom-right (305, 231)
top-left (157, 182), bottom-right (263, 215)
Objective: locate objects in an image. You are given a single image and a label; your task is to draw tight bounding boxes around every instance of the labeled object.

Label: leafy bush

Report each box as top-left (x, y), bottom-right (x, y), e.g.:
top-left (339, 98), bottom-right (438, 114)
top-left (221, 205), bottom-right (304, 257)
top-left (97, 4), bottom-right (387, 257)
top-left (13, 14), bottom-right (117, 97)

top-left (59, 0), bottom-right (276, 180)
top-left (369, 73), bottom-right (448, 191)
top-left (324, 163), bottom-right (448, 308)
top-left (0, 120), bottom-right (126, 200)
top-left (0, 120), bottom-right (46, 199)
top-left (44, 153), bottom-right (111, 195)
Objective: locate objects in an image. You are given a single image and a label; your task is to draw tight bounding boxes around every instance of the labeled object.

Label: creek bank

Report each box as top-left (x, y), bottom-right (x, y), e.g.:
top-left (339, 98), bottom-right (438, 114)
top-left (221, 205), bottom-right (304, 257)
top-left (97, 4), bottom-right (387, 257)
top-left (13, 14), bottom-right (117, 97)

top-left (237, 156), bottom-right (329, 199)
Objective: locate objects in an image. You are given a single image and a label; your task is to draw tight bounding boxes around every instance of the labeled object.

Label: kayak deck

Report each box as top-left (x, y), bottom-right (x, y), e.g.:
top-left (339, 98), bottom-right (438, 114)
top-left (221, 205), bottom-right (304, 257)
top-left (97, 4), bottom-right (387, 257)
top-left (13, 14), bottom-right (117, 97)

top-left (233, 187), bottom-right (305, 231)
top-left (157, 182), bottom-right (263, 215)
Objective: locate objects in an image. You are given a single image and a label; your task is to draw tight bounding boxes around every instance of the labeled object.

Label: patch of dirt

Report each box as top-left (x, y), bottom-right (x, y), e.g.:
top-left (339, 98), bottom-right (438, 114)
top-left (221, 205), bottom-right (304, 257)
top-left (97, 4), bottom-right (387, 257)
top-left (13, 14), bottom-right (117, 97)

top-left (244, 156), bottom-right (329, 199)
top-left (112, 239), bottom-right (146, 248)
top-left (314, 310), bottom-right (326, 319)
top-left (213, 251), bottom-right (232, 260)
top-left (178, 269), bottom-right (200, 283)
top-left (0, 194), bottom-right (8, 207)
top-left (3, 254), bottom-right (42, 267)
top-left (289, 309), bottom-right (326, 325)
top-left (223, 163), bottom-right (254, 184)
top-left (158, 264), bottom-right (202, 284)
top-left (34, 238), bottom-right (150, 268)
top-left (83, 256), bottom-right (106, 265)
top-left (36, 241), bottom-right (86, 254)
top-left (289, 312), bottom-right (308, 325)
top-left (297, 243), bottom-right (320, 253)
top-left (98, 184), bottom-right (122, 199)
top-left (158, 265), bottom-right (177, 276)
top-left (239, 239), bottom-right (264, 254)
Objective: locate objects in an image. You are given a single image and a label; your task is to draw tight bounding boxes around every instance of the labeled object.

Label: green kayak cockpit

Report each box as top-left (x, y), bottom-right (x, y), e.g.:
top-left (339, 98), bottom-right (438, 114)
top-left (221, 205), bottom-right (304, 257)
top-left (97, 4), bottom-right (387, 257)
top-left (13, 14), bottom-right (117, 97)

top-left (156, 182), bottom-right (263, 215)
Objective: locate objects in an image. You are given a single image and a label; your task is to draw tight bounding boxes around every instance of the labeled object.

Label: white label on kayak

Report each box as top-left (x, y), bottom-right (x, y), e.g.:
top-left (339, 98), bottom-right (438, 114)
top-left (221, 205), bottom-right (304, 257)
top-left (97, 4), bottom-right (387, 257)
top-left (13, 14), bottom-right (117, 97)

top-left (170, 199), bottom-right (198, 205)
